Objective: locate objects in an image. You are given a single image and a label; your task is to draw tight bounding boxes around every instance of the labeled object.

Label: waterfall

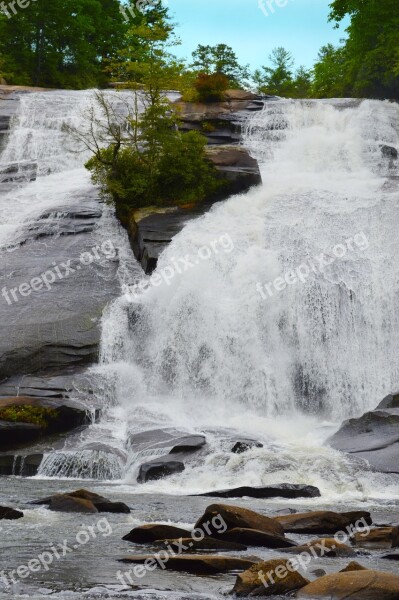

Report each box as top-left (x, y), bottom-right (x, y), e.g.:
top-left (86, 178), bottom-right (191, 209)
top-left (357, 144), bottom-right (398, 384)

top-left (5, 93), bottom-right (398, 498)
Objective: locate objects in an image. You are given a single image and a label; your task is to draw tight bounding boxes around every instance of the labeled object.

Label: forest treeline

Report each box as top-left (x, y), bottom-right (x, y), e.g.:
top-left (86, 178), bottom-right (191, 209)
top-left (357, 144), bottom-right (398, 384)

top-left (0, 0), bottom-right (398, 99)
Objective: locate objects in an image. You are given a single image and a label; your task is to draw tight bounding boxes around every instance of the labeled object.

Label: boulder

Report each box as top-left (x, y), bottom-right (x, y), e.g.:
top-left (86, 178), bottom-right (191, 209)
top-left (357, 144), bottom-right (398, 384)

top-left (274, 510), bottom-right (372, 534)
top-left (33, 489), bottom-right (130, 513)
top-left (137, 456), bottom-right (185, 483)
top-left (281, 538), bottom-right (356, 558)
top-left (48, 494), bottom-right (98, 513)
top-left (118, 554), bottom-right (257, 574)
top-left (218, 527), bottom-right (296, 548)
top-left (231, 439), bottom-right (263, 453)
top-left (297, 570), bottom-right (399, 599)
top-left (0, 506), bottom-right (24, 520)
top-left (381, 552), bottom-right (399, 560)
top-left (232, 558), bottom-right (309, 597)
top-left (380, 145), bottom-right (398, 159)
top-left (198, 484), bottom-right (320, 499)
top-left (156, 537), bottom-right (247, 552)
top-left (339, 561), bottom-right (369, 572)
top-left (354, 527), bottom-right (399, 549)
top-left (122, 524), bottom-right (191, 543)
top-left (377, 392), bottom-right (399, 409)
top-left (195, 504), bottom-right (285, 538)
top-left (327, 408), bottom-right (399, 473)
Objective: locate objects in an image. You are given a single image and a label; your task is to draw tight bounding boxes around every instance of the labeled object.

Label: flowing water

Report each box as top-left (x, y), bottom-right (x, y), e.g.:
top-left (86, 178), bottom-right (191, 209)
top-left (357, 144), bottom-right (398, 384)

top-left (1, 94), bottom-right (399, 599)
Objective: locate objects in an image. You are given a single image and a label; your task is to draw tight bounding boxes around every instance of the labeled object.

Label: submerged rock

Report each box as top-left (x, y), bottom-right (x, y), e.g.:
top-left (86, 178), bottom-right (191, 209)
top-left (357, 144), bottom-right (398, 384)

top-left (123, 524), bottom-right (191, 543)
top-left (197, 484), bottom-right (320, 499)
top-left (297, 569), bottom-right (399, 599)
top-left (119, 554), bottom-right (257, 574)
top-left (231, 439), bottom-right (263, 453)
top-left (33, 489), bottom-right (130, 514)
top-left (156, 536), bottom-right (247, 552)
top-left (281, 538), bottom-right (356, 557)
top-left (232, 558), bottom-right (309, 597)
top-left (274, 510), bottom-right (372, 534)
top-left (218, 527), bottom-right (296, 548)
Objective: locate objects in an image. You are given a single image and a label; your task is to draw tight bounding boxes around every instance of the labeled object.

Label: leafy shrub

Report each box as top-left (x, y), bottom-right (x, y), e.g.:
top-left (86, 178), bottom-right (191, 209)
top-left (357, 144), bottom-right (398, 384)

top-left (0, 406), bottom-right (59, 428)
top-left (194, 72), bottom-right (230, 103)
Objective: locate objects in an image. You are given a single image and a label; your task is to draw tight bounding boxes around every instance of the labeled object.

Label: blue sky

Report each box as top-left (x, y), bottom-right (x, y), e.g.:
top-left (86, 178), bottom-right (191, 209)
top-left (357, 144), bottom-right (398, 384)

top-left (166, 0), bottom-right (348, 70)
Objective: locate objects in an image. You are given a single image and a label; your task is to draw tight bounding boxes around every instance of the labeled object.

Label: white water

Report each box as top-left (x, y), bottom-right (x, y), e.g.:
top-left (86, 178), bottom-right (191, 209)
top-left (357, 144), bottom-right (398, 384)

top-left (2, 94), bottom-right (399, 501)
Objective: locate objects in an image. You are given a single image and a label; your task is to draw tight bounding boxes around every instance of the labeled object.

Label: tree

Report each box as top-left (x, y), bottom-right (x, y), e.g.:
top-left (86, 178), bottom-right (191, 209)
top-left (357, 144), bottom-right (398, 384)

top-left (292, 66), bottom-right (313, 98)
top-left (328, 0), bottom-right (399, 98)
top-left (312, 44), bottom-right (349, 98)
top-left (191, 44), bottom-right (250, 88)
top-left (0, 0), bottom-right (126, 88)
top-left (254, 47), bottom-right (295, 96)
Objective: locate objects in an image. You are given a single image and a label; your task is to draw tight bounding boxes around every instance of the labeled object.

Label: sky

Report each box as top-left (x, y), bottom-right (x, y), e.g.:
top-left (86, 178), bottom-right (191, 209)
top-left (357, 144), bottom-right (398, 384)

top-left (166, 0), bottom-right (348, 70)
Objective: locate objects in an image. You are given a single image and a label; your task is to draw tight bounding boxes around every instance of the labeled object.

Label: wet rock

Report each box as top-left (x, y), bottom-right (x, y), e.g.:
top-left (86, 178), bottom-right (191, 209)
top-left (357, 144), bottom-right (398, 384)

top-left (354, 526), bottom-right (399, 549)
top-left (327, 408), bottom-right (399, 473)
top-left (0, 396), bottom-right (92, 451)
top-left (231, 439), bottom-right (263, 453)
top-left (33, 489), bottom-right (130, 513)
top-left (339, 561), bottom-right (369, 572)
top-left (381, 552), bottom-right (399, 560)
top-left (0, 161), bottom-right (37, 183)
top-left (377, 392), bottom-right (399, 409)
top-left (48, 494), bottom-right (98, 513)
top-left (274, 510), bottom-right (372, 534)
top-left (281, 538), bottom-right (356, 558)
top-left (156, 537), bottom-right (247, 552)
top-left (198, 484), bottom-right (320, 499)
top-left (380, 145), bottom-right (398, 159)
top-left (195, 504), bottom-right (285, 538)
top-left (232, 558), bottom-right (309, 597)
top-left (218, 527), bottom-right (296, 548)
top-left (297, 569), bottom-right (399, 599)
top-left (137, 455), bottom-right (185, 483)
top-left (0, 506), bottom-right (24, 519)
top-left (122, 524), bottom-right (191, 543)
top-left (119, 554), bottom-right (257, 574)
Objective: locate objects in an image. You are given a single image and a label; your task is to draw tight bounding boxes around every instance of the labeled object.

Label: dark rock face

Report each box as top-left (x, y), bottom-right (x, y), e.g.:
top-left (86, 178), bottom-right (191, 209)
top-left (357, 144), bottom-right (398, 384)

top-left (119, 554), bottom-right (257, 575)
top-left (0, 189), bottom-right (120, 380)
top-left (197, 484), bottom-right (321, 500)
top-left (231, 439), bottom-right (263, 453)
top-left (380, 144), bottom-right (398, 159)
top-left (327, 408), bottom-right (399, 473)
top-left (377, 392), bottom-right (399, 409)
top-left (122, 524), bottom-right (191, 543)
top-left (274, 510), bottom-right (372, 534)
top-left (0, 506), bottom-right (24, 520)
top-left (0, 396), bottom-right (93, 451)
top-left (128, 428), bottom-right (206, 483)
top-left (218, 527), bottom-right (296, 549)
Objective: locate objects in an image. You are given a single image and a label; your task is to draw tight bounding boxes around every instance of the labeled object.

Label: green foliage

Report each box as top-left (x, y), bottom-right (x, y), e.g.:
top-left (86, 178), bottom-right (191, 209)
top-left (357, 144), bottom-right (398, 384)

top-left (319, 0), bottom-right (399, 98)
top-left (312, 44), bottom-right (349, 98)
top-left (0, 0), bottom-right (126, 88)
top-left (254, 48), bottom-right (312, 98)
top-left (191, 44), bottom-right (250, 88)
top-left (194, 73), bottom-right (230, 103)
top-left (0, 405), bottom-right (59, 428)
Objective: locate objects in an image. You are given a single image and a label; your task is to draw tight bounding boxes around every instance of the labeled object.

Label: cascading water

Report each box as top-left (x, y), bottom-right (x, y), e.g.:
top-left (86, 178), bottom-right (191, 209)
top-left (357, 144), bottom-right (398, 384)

top-left (69, 97), bottom-right (399, 500)
top-left (5, 93), bottom-right (398, 500)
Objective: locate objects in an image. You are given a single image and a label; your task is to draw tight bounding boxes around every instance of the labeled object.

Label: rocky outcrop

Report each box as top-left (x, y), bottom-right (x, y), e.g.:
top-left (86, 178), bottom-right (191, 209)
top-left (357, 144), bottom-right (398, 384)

top-left (274, 510), bottom-right (372, 534)
top-left (0, 506), bottom-right (23, 519)
top-left (119, 554), bottom-right (257, 574)
top-left (296, 569), bottom-right (399, 599)
top-left (32, 488), bottom-right (130, 514)
top-left (123, 524), bottom-right (191, 543)
top-left (128, 428), bottom-right (206, 483)
top-left (197, 484), bottom-right (321, 499)
top-left (327, 405), bottom-right (399, 473)
top-left (195, 504), bottom-right (285, 539)
top-left (232, 558), bottom-right (309, 597)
